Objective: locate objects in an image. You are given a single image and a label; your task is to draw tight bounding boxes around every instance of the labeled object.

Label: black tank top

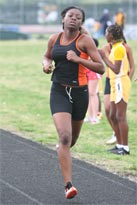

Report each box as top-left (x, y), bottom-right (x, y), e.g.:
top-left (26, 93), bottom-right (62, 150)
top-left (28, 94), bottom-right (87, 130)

top-left (51, 32), bottom-right (89, 86)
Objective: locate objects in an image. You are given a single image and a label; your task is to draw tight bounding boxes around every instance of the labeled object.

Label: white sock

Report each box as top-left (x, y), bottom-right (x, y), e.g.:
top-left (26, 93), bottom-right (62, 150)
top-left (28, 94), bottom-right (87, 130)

top-left (116, 144), bottom-right (123, 149)
top-left (123, 145), bottom-right (129, 152)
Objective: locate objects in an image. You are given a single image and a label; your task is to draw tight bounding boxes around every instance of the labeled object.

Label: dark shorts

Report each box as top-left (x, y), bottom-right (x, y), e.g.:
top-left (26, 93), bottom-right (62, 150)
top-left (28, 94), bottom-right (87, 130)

top-left (50, 82), bottom-right (89, 121)
top-left (104, 77), bottom-right (110, 95)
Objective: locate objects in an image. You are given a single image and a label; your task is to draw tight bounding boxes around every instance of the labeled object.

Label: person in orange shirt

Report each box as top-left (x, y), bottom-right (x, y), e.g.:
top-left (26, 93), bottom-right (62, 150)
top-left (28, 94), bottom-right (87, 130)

top-left (114, 9), bottom-right (125, 30)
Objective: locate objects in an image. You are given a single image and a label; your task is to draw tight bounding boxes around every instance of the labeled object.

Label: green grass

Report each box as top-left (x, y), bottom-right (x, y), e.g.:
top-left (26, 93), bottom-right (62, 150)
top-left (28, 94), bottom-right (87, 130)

top-left (0, 39), bottom-right (137, 181)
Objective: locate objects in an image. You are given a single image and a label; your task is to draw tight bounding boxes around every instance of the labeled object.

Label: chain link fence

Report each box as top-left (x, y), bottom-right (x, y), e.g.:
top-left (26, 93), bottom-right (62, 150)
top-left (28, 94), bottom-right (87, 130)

top-left (0, 0), bottom-right (137, 25)
top-left (0, 0), bottom-right (137, 40)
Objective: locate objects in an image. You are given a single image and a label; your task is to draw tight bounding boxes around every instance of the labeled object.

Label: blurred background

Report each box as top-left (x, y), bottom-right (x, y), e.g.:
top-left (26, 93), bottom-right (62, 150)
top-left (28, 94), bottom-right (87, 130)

top-left (0, 0), bottom-right (137, 40)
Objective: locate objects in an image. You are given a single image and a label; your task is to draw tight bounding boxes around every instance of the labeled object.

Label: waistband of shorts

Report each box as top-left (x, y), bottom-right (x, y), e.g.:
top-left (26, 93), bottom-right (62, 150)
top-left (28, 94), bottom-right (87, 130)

top-left (52, 82), bottom-right (87, 89)
top-left (61, 84), bottom-right (87, 88)
top-left (110, 74), bottom-right (128, 80)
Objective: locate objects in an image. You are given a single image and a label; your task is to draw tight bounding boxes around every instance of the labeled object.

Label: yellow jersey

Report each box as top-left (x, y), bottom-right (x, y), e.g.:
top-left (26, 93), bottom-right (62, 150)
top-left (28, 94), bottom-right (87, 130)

top-left (108, 42), bottom-right (129, 79)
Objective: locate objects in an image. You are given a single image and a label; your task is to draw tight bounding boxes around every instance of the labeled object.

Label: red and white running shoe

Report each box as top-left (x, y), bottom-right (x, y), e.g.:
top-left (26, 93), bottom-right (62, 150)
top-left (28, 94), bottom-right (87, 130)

top-left (65, 182), bottom-right (78, 199)
top-left (65, 186), bottom-right (78, 199)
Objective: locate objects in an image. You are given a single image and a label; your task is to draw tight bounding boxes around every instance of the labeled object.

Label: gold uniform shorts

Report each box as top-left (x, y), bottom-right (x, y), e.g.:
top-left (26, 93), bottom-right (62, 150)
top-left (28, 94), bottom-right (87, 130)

top-left (110, 75), bottom-right (131, 104)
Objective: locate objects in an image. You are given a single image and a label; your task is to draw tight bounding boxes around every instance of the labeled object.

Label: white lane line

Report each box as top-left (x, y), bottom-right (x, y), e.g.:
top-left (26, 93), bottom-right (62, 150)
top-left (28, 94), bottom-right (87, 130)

top-left (0, 178), bottom-right (45, 205)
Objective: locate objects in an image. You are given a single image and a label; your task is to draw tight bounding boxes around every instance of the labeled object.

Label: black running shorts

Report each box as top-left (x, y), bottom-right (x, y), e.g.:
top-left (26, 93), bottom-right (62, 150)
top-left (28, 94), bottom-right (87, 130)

top-left (50, 82), bottom-right (89, 121)
top-left (104, 77), bottom-right (111, 95)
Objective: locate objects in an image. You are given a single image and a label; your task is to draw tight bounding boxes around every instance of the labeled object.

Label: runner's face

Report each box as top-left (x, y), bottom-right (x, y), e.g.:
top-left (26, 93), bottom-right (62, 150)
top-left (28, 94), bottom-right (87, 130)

top-left (63, 9), bottom-right (83, 30)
